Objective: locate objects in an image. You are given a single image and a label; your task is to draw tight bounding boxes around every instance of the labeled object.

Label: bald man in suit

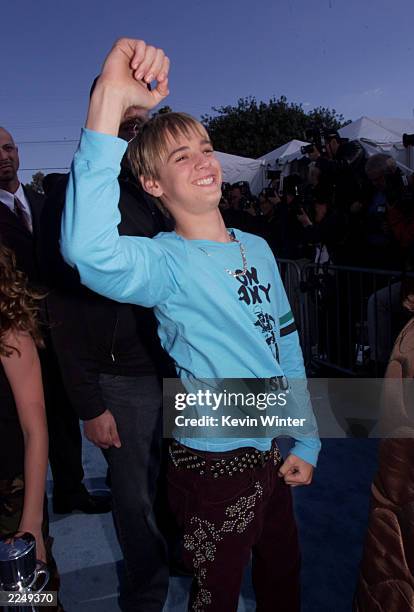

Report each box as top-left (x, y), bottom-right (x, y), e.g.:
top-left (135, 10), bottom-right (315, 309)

top-left (0, 127), bottom-right (44, 279)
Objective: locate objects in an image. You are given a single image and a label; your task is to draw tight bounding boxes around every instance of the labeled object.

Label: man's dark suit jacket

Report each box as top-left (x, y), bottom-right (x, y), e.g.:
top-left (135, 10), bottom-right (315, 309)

top-left (0, 186), bottom-right (44, 283)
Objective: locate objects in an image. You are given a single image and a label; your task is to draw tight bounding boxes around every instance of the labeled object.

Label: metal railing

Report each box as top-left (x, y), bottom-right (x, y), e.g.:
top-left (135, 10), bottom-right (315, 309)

top-left (277, 259), bottom-right (414, 377)
top-left (277, 259), bottom-right (306, 350)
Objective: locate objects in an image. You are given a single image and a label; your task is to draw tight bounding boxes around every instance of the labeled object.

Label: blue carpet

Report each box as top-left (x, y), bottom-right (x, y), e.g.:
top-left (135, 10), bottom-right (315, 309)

top-left (295, 438), bottom-right (379, 612)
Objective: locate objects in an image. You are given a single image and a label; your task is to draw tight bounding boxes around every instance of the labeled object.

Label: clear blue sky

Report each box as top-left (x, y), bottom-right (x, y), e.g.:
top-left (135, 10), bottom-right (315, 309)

top-left (1, 0), bottom-right (414, 183)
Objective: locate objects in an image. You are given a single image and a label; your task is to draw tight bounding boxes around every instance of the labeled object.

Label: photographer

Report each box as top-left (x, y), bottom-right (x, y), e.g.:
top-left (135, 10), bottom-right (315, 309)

top-left (362, 154), bottom-right (405, 270)
top-left (229, 181), bottom-right (261, 216)
top-left (221, 180), bottom-right (266, 236)
top-left (274, 174), bottom-right (312, 261)
top-left (306, 130), bottom-right (367, 222)
top-left (296, 183), bottom-right (347, 265)
top-left (258, 186), bottom-right (281, 220)
top-left (296, 181), bottom-right (356, 368)
top-left (256, 186), bottom-right (281, 253)
top-left (387, 171), bottom-right (414, 257)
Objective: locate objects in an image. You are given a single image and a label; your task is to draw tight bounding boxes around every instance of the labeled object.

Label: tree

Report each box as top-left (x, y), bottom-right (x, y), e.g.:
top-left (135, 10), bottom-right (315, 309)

top-left (201, 96), bottom-right (349, 158)
top-left (26, 171), bottom-right (45, 194)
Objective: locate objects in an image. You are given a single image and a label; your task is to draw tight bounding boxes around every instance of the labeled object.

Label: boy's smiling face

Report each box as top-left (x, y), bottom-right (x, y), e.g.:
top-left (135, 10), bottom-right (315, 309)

top-left (141, 126), bottom-right (222, 217)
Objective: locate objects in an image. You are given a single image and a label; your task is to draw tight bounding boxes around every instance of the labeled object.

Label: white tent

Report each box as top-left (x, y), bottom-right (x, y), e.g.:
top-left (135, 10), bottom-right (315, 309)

top-left (339, 116), bottom-right (414, 172)
top-left (216, 118), bottom-right (414, 193)
top-left (215, 151), bottom-right (265, 194)
top-left (259, 139), bottom-right (309, 166)
top-left (258, 139), bottom-right (310, 182)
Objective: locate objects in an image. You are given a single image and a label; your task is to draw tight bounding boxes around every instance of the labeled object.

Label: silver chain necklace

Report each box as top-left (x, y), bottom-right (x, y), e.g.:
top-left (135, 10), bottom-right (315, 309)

top-left (197, 232), bottom-right (248, 278)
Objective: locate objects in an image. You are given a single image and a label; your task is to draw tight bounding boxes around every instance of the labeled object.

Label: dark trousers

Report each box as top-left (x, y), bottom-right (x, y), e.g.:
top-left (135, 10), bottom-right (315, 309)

top-left (99, 374), bottom-right (169, 612)
top-left (167, 442), bottom-right (301, 612)
top-left (40, 342), bottom-right (84, 496)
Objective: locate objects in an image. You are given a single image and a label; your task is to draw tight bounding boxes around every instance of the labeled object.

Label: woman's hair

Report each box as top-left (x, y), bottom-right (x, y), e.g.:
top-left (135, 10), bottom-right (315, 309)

top-left (0, 244), bottom-right (45, 356)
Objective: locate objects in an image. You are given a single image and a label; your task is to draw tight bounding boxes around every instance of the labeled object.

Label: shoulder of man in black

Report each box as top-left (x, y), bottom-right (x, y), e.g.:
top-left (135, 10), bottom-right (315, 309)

top-left (38, 171), bottom-right (170, 420)
top-left (38, 173), bottom-right (80, 290)
top-left (38, 168), bottom-right (171, 287)
top-left (117, 165), bottom-right (173, 236)
top-left (0, 193), bottom-right (38, 282)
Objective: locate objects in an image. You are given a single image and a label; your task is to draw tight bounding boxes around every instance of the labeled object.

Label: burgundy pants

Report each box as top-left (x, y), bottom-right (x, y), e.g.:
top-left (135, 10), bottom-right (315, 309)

top-left (167, 441), bottom-right (301, 612)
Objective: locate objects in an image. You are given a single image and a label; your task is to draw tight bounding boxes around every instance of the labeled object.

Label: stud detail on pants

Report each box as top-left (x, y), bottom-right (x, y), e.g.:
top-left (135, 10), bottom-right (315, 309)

top-left (183, 481), bottom-right (263, 611)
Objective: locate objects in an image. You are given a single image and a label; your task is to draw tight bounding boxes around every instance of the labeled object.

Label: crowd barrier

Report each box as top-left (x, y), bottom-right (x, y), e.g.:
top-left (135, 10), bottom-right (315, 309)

top-left (277, 259), bottom-right (414, 377)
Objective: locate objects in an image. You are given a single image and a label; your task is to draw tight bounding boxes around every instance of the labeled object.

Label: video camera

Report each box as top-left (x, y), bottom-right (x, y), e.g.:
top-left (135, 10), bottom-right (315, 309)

top-left (290, 187), bottom-right (308, 216)
top-left (301, 125), bottom-right (328, 155)
top-left (403, 133), bottom-right (414, 148)
top-left (231, 181), bottom-right (261, 214)
top-left (283, 174), bottom-right (312, 216)
top-left (300, 125), bottom-right (343, 156)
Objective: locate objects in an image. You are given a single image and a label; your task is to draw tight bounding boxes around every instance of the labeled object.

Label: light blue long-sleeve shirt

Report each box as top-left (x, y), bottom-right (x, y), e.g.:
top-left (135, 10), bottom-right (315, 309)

top-left (61, 128), bottom-right (321, 466)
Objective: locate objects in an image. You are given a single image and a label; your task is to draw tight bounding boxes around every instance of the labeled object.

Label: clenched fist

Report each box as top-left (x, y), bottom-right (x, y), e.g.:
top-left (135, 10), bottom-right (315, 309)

top-left (278, 453), bottom-right (314, 487)
top-left (86, 38), bottom-right (170, 135)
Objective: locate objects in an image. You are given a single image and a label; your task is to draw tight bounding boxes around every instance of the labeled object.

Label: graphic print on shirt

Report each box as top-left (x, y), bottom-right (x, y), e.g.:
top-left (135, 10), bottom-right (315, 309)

top-left (235, 266), bottom-right (279, 363)
top-left (236, 266), bottom-right (271, 306)
top-left (254, 308), bottom-right (280, 362)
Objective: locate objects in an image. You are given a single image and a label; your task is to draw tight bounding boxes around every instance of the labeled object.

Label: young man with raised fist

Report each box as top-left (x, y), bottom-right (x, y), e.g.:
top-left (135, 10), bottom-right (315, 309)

top-left (62, 38), bottom-right (321, 612)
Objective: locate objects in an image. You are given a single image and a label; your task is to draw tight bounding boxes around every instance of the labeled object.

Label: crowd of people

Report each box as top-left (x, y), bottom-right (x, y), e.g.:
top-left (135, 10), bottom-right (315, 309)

top-left (220, 132), bottom-right (414, 273)
top-left (217, 132), bottom-right (414, 374)
top-left (0, 35), bottom-right (413, 612)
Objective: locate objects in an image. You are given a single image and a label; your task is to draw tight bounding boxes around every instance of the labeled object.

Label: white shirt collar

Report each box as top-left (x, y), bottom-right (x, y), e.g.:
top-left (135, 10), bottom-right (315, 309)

top-left (0, 183), bottom-right (33, 226)
top-left (0, 187), bottom-right (17, 211)
top-left (15, 184), bottom-right (27, 205)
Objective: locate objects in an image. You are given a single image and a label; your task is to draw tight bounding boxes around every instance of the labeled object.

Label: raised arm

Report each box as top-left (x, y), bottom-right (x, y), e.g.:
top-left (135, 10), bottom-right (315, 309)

top-left (61, 39), bottom-right (175, 307)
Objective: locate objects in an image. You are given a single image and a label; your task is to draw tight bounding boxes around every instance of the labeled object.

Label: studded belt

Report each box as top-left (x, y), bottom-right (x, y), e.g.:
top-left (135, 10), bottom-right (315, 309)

top-left (169, 441), bottom-right (282, 478)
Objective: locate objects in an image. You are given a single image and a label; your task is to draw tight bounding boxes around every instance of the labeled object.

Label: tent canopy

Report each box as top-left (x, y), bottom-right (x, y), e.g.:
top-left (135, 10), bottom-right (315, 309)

top-left (259, 139), bottom-right (309, 166)
top-left (216, 117), bottom-right (414, 191)
top-left (215, 150), bottom-right (265, 194)
top-left (339, 116), bottom-right (414, 172)
top-left (339, 116), bottom-right (414, 145)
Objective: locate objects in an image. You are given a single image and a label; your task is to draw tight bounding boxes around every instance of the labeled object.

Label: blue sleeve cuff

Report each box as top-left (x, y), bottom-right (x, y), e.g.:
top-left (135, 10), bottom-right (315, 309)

top-left (77, 128), bottom-right (128, 168)
top-left (290, 438), bottom-right (321, 467)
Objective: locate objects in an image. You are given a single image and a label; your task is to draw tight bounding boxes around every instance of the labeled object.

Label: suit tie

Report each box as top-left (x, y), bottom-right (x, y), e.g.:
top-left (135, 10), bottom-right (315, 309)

top-left (13, 196), bottom-right (32, 233)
